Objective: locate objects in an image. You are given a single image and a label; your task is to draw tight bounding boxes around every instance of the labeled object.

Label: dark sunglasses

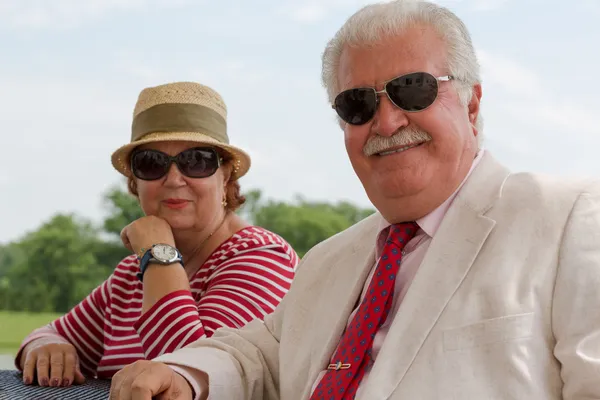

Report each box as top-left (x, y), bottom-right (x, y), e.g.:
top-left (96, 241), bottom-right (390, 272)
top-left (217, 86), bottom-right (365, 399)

top-left (130, 147), bottom-right (223, 181)
top-left (332, 72), bottom-right (454, 125)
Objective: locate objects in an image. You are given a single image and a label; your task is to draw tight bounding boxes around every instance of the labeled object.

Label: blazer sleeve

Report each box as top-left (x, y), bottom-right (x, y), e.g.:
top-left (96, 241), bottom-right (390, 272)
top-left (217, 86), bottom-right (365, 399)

top-left (153, 249), bottom-right (315, 400)
top-left (552, 180), bottom-right (600, 398)
top-left (153, 302), bottom-right (286, 400)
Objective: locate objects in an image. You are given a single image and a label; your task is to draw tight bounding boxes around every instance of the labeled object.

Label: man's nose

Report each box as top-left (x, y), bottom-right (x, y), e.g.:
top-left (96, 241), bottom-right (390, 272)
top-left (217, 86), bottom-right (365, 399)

top-left (371, 95), bottom-right (409, 137)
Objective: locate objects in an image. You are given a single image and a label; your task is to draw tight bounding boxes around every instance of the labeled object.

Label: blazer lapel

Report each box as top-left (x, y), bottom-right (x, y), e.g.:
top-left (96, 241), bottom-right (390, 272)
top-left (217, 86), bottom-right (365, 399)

top-left (359, 152), bottom-right (511, 399)
top-left (300, 214), bottom-right (384, 398)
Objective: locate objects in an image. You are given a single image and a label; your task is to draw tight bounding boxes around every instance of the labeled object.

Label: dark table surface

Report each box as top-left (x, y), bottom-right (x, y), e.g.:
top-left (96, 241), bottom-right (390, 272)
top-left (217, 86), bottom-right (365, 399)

top-left (0, 369), bottom-right (111, 400)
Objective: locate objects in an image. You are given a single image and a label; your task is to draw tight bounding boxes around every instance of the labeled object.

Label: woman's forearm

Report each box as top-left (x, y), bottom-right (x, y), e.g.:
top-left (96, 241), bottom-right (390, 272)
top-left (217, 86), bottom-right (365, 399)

top-left (134, 265), bottom-right (204, 359)
top-left (141, 262), bottom-right (190, 313)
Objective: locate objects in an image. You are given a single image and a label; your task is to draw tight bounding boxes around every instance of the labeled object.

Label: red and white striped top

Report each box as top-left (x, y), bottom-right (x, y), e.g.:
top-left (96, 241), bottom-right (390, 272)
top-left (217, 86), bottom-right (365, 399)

top-left (16, 226), bottom-right (298, 378)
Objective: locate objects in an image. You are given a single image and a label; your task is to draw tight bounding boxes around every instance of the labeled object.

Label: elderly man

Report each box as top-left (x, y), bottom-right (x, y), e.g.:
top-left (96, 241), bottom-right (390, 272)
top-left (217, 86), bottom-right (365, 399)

top-left (109, 1), bottom-right (600, 399)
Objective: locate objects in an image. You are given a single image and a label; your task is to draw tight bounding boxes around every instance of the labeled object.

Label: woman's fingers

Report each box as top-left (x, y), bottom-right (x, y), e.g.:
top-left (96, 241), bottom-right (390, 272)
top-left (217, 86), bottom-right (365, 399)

top-left (49, 350), bottom-right (64, 386)
top-left (74, 362), bottom-right (86, 385)
top-left (35, 350), bottom-right (50, 386)
top-left (121, 225), bottom-right (133, 252)
top-left (62, 350), bottom-right (78, 386)
top-left (21, 341), bottom-right (85, 387)
top-left (21, 351), bottom-right (37, 385)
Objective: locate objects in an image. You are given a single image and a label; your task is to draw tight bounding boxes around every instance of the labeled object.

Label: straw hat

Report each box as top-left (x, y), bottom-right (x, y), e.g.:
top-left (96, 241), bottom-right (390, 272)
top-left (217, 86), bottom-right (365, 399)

top-left (111, 81), bottom-right (251, 180)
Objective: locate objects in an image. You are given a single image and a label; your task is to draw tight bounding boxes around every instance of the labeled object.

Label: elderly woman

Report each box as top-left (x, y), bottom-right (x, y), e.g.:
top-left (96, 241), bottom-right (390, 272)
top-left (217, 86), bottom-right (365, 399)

top-left (15, 82), bottom-right (299, 388)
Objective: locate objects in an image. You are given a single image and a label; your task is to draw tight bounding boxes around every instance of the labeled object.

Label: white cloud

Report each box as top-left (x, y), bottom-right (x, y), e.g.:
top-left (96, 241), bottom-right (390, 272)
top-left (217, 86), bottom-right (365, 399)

top-left (111, 55), bottom-right (275, 91)
top-left (218, 61), bottom-right (270, 85)
top-left (276, 0), bottom-right (383, 24)
top-left (278, 0), bottom-right (513, 24)
top-left (436, 0), bottom-right (513, 11)
top-left (0, 76), bottom-right (136, 243)
top-left (474, 49), bottom-right (600, 180)
top-left (433, 0), bottom-right (519, 11)
top-left (0, 78), bottom-right (129, 128)
top-left (285, 4), bottom-right (329, 23)
top-left (469, 0), bottom-right (510, 11)
top-left (477, 50), bottom-right (543, 98)
top-left (0, 172), bottom-right (11, 186)
top-left (111, 53), bottom-right (165, 85)
top-left (583, 0), bottom-right (600, 14)
top-left (511, 103), bottom-right (600, 139)
top-left (0, 0), bottom-right (193, 30)
top-left (478, 49), bottom-right (599, 138)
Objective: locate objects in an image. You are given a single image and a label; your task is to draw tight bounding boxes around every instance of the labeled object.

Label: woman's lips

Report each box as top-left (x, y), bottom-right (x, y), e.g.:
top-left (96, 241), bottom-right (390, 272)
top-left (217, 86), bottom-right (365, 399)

top-left (163, 199), bottom-right (190, 209)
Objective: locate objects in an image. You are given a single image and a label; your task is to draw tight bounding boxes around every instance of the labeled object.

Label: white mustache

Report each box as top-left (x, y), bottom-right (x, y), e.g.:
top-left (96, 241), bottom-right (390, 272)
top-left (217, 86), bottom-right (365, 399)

top-left (363, 126), bottom-right (432, 156)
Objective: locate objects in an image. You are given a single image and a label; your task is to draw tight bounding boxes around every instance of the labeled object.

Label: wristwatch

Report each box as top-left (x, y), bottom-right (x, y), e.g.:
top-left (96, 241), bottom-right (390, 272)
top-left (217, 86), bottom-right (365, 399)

top-left (136, 243), bottom-right (184, 282)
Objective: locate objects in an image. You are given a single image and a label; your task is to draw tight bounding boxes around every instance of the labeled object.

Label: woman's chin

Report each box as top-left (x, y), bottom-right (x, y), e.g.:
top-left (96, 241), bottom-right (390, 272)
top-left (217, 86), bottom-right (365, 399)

top-left (162, 216), bottom-right (195, 231)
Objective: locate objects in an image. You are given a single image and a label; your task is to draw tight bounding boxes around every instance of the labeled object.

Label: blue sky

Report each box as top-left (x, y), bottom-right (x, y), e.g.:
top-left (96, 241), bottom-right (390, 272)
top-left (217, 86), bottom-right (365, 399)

top-left (0, 0), bottom-right (598, 243)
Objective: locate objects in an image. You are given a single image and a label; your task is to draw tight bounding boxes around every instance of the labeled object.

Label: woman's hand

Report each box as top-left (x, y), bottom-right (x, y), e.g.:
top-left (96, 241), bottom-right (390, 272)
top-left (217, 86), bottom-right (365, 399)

top-left (120, 216), bottom-right (176, 256)
top-left (21, 337), bottom-right (86, 387)
top-left (121, 215), bottom-right (187, 313)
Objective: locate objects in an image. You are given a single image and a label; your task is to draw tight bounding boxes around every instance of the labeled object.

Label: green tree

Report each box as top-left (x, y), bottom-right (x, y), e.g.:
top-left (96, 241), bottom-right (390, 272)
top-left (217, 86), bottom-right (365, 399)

top-left (2, 214), bottom-right (110, 312)
top-left (241, 189), bottom-right (375, 257)
top-left (0, 243), bottom-right (24, 278)
top-left (0, 187), bottom-right (142, 313)
top-left (0, 243), bottom-right (25, 309)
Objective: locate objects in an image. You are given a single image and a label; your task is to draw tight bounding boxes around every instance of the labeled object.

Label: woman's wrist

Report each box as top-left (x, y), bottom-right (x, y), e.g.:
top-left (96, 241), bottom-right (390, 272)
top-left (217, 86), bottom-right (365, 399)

top-left (144, 262), bottom-right (186, 277)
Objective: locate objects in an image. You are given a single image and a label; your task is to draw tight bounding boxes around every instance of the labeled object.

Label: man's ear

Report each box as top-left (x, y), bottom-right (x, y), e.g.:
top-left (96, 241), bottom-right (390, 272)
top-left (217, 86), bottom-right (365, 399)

top-left (468, 83), bottom-right (482, 136)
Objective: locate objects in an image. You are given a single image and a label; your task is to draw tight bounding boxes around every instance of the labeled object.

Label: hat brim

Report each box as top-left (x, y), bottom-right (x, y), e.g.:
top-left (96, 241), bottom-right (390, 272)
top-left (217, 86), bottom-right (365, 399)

top-left (111, 131), bottom-right (251, 180)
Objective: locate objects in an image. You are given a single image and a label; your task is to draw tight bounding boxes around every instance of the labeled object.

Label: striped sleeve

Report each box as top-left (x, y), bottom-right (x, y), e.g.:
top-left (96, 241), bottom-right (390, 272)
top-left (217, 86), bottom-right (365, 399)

top-left (196, 238), bottom-right (297, 335)
top-left (134, 290), bottom-right (202, 360)
top-left (134, 230), bottom-right (297, 360)
top-left (15, 277), bottom-right (111, 376)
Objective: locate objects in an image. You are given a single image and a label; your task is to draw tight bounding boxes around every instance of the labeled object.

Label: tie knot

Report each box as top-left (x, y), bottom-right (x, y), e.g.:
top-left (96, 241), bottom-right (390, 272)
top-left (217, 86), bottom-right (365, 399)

top-left (386, 222), bottom-right (418, 249)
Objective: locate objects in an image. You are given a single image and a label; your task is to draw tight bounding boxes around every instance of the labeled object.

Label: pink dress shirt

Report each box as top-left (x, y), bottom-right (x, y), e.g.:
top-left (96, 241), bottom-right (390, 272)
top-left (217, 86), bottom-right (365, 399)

top-left (310, 149), bottom-right (484, 397)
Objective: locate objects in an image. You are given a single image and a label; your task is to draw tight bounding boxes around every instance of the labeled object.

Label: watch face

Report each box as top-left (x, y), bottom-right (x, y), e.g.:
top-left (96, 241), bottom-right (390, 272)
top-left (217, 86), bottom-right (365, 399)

top-left (151, 244), bottom-right (178, 262)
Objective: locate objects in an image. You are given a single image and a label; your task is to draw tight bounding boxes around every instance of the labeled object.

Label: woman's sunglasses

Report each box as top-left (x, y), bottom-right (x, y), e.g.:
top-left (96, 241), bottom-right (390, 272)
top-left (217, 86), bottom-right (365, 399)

top-left (332, 72), bottom-right (455, 125)
top-left (130, 147), bottom-right (223, 181)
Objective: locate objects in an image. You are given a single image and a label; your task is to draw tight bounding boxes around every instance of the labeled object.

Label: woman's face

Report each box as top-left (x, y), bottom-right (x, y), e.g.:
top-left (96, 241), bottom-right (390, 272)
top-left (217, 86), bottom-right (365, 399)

top-left (134, 141), bottom-right (230, 232)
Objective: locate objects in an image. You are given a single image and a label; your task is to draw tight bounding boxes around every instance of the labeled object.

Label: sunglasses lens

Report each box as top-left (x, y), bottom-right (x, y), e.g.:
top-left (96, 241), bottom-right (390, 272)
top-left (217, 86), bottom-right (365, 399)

top-left (177, 148), bottom-right (220, 178)
top-left (334, 88), bottom-right (378, 125)
top-left (131, 150), bottom-right (170, 180)
top-left (386, 72), bottom-right (439, 112)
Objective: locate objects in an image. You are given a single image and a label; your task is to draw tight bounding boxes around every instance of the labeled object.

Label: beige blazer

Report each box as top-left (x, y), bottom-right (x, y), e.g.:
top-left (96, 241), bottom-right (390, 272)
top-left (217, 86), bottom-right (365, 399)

top-left (157, 152), bottom-right (600, 399)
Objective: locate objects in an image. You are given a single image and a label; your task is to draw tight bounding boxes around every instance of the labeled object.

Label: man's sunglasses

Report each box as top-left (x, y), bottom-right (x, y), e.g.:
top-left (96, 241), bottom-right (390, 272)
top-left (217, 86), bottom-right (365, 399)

top-left (332, 72), bottom-right (454, 125)
top-left (130, 147), bottom-right (223, 181)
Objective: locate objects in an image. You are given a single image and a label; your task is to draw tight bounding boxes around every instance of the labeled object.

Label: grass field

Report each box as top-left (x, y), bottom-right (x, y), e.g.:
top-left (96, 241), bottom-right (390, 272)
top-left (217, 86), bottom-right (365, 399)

top-left (0, 311), bottom-right (60, 355)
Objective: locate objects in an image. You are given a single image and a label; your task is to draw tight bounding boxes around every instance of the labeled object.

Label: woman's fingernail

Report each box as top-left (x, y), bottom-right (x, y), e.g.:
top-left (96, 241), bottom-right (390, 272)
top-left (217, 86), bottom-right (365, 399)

top-left (51, 378), bottom-right (59, 387)
top-left (41, 378), bottom-right (49, 386)
top-left (23, 376), bottom-right (31, 385)
top-left (62, 378), bottom-right (70, 387)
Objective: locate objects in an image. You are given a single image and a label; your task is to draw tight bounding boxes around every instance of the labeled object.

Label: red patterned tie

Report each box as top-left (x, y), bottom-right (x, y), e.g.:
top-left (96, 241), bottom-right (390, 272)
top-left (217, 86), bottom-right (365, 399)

top-left (310, 222), bottom-right (418, 400)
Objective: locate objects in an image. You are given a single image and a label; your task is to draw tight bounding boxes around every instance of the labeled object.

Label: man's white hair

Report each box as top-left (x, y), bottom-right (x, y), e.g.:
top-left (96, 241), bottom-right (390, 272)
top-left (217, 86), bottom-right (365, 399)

top-left (321, 0), bottom-right (484, 142)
